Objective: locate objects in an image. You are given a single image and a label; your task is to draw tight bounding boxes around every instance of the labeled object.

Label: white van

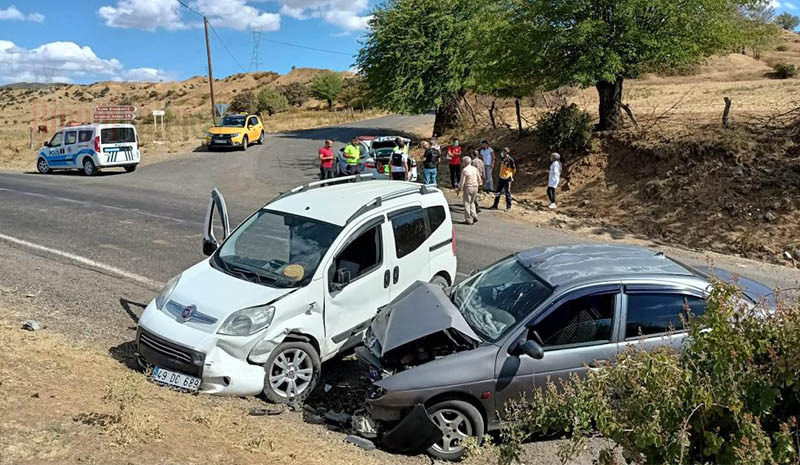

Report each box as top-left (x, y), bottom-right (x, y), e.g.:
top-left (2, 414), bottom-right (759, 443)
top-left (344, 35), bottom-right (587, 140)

top-left (136, 175), bottom-right (458, 402)
top-left (36, 123), bottom-right (140, 176)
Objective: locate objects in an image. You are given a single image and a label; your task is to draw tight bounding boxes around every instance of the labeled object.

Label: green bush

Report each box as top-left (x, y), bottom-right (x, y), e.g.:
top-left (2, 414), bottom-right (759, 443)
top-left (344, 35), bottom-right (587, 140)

top-left (533, 104), bottom-right (593, 152)
top-left (228, 90), bottom-right (258, 114)
top-left (338, 77), bottom-right (372, 110)
top-left (772, 63), bottom-right (798, 79)
top-left (257, 86), bottom-right (289, 116)
top-left (499, 283), bottom-right (800, 465)
top-left (776, 45), bottom-right (790, 52)
top-left (309, 71), bottom-right (344, 109)
top-left (279, 82), bottom-right (310, 107)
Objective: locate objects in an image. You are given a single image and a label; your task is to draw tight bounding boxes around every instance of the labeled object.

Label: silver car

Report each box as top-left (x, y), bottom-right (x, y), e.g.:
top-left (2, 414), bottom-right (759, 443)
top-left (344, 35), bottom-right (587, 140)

top-left (355, 244), bottom-right (775, 460)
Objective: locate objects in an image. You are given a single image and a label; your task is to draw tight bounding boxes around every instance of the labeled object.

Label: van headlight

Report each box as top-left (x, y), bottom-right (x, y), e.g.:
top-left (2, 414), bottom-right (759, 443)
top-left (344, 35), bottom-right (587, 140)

top-left (218, 305), bottom-right (275, 336)
top-left (155, 273), bottom-right (181, 310)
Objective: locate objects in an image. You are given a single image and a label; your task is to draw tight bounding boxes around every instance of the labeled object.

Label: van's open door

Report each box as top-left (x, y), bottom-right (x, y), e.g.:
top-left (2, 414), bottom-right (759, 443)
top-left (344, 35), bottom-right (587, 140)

top-left (203, 188), bottom-right (230, 256)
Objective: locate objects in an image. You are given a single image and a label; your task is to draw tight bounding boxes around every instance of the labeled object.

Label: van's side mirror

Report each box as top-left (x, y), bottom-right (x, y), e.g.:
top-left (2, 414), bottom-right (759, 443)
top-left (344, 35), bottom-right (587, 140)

top-left (43, 141), bottom-right (50, 147)
top-left (511, 338), bottom-right (544, 360)
top-left (202, 239), bottom-right (218, 256)
top-left (336, 269), bottom-right (351, 288)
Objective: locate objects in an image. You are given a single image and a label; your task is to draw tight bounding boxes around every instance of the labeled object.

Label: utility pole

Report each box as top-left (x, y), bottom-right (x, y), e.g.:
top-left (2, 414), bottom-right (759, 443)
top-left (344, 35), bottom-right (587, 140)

top-left (204, 16), bottom-right (217, 124)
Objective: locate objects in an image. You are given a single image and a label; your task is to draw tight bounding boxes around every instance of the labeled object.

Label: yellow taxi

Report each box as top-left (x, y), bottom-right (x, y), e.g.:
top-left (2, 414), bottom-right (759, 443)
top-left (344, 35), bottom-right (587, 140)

top-left (205, 114), bottom-right (264, 151)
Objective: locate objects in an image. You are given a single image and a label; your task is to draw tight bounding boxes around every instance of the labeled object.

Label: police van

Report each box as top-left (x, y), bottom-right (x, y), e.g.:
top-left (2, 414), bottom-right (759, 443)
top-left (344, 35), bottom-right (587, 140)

top-left (36, 123), bottom-right (140, 176)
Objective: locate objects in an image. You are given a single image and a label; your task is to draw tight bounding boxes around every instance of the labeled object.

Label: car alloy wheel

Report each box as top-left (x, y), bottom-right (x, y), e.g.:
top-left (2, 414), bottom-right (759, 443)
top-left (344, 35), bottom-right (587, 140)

top-left (37, 158), bottom-right (50, 174)
top-left (83, 159), bottom-right (97, 176)
top-left (241, 136), bottom-right (248, 151)
top-left (431, 408), bottom-right (473, 456)
top-left (268, 347), bottom-right (314, 399)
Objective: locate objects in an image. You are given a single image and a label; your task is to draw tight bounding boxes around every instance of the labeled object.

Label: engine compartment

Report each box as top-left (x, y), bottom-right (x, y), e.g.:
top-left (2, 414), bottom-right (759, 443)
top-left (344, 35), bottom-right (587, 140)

top-left (377, 329), bottom-right (477, 373)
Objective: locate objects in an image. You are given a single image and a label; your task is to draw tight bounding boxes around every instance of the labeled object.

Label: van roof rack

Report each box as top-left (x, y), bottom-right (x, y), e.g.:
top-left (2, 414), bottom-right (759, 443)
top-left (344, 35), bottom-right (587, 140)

top-left (345, 184), bottom-right (435, 225)
top-left (270, 173), bottom-right (376, 204)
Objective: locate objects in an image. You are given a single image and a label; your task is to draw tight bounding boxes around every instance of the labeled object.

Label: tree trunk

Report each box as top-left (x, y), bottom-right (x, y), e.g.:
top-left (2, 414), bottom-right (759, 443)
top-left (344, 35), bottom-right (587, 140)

top-left (596, 76), bottom-right (624, 131)
top-left (489, 100), bottom-right (497, 129)
top-left (327, 98), bottom-right (333, 110)
top-left (433, 91), bottom-right (463, 137)
top-left (515, 99), bottom-right (523, 136)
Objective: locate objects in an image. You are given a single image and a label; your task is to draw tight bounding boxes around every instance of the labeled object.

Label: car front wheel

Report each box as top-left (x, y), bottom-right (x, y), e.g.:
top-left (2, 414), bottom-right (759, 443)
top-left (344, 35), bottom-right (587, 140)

top-left (427, 400), bottom-right (484, 461)
top-left (262, 341), bottom-right (320, 404)
top-left (240, 136), bottom-right (248, 151)
top-left (37, 158), bottom-right (50, 174)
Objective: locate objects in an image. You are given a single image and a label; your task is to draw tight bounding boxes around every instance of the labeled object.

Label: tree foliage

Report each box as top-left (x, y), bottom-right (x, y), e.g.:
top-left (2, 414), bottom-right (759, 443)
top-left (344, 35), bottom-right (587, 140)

top-left (309, 71), bottom-right (344, 109)
top-left (736, 4), bottom-right (782, 59)
top-left (775, 12), bottom-right (800, 31)
top-left (257, 86), bottom-right (288, 116)
top-left (228, 90), bottom-right (258, 114)
top-left (499, 283), bottom-right (800, 465)
top-left (534, 105), bottom-right (593, 153)
top-left (279, 82), bottom-right (310, 107)
top-left (338, 77), bottom-right (372, 109)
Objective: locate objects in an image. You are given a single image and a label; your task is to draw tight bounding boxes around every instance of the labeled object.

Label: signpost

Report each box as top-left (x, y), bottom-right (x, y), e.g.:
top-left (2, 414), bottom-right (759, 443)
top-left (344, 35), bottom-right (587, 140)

top-left (93, 105), bottom-right (137, 122)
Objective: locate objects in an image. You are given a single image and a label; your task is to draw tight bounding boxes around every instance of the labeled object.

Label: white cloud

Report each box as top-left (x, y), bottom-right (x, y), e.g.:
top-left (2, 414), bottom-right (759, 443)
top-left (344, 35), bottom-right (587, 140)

top-left (0, 40), bottom-right (172, 84)
top-left (98, 0), bottom-right (279, 31)
top-left (192, 0), bottom-right (280, 31)
top-left (279, 0), bottom-right (372, 31)
top-left (99, 0), bottom-right (187, 30)
top-left (0, 5), bottom-right (45, 22)
top-left (783, 1), bottom-right (798, 9)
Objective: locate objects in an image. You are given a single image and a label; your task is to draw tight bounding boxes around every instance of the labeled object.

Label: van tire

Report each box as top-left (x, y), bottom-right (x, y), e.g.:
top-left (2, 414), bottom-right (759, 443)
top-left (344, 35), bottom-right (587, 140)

top-left (426, 400), bottom-right (484, 461)
top-left (82, 158), bottom-right (98, 176)
top-left (257, 131), bottom-right (264, 145)
top-left (124, 164), bottom-right (137, 173)
top-left (36, 158), bottom-right (50, 174)
top-left (240, 136), bottom-right (248, 151)
top-left (262, 341), bottom-right (320, 404)
top-left (430, 274), bottom-right (449, 290)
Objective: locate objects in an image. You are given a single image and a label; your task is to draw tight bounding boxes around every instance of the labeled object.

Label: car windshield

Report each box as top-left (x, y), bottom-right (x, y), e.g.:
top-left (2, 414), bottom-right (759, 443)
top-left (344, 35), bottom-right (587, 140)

top-left (452, 257), bottom-right (552, 342)
top-left (213, 210), bottom-right (342, 289)
top-left (218, 116), bottom-right (247, 127)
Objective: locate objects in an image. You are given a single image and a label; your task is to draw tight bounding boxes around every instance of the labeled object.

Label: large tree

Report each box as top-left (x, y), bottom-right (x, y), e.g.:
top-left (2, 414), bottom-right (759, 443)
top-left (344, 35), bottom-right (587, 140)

top-left (309, 71), bottom-right (344, 110)
top-left (357, 0), bottom-right (477, 136)
top-left (775, 12), bottom-right (800, 31)
top-left (494, 0), bottom-right (763, 130)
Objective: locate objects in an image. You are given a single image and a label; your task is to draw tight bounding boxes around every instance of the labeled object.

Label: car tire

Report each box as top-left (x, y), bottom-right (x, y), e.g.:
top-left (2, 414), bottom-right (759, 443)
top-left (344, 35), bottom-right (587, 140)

top-left (82, 158), bottom-right (98, 176)
top-left (257, 131), bottom-right (264, 145)
top-left (262, 341), bottom-right (321, 404)
top-left (240, 136), bottom-right (248, 151)
top-left (36, 158), bottom-right (50, 174)
top-left (124, 164), bottom-right (137, 173)
top-left (426, 400), bottom-right (484, 461)
top-left (429, 274), bottom-right (449, 290)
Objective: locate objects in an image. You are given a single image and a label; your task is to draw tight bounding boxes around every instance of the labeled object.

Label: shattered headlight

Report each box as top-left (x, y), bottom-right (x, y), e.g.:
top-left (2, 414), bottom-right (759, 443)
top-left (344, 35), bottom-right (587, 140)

top-left (218, 305), bottom-right (275, 336)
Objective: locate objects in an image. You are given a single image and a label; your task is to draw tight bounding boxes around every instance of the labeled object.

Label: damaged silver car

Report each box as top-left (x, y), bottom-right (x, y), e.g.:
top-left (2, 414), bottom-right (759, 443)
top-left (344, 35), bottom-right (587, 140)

top-left (355, 244), bottom-right (776, 460)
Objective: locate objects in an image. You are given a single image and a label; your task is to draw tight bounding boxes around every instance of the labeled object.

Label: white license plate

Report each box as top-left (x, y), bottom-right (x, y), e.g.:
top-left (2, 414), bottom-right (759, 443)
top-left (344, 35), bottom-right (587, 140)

top-left (150, 366), bottom-right (201, 392)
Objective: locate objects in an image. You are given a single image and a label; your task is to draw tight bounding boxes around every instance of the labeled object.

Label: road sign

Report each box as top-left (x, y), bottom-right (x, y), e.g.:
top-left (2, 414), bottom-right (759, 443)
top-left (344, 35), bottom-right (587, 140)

top-left (95, 105), bottom-right (136, 112)
top-left (94, 104), bottom-right (137, 122)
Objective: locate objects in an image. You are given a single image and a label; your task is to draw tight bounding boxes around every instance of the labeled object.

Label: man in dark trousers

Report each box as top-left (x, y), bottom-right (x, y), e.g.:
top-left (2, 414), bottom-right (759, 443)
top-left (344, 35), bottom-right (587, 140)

top-left (491, 148), bottom-right (517, 211)
top-left (446, 138), bottom-right (462, 188)
top-left (390, 139), bottom-right (409, 180)
top-left (318, 139), bottom-right (334, 180)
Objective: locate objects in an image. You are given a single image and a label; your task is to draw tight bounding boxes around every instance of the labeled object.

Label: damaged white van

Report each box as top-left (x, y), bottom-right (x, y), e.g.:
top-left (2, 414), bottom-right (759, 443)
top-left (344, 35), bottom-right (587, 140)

top-left (136, 175), bottom-right (457, 403)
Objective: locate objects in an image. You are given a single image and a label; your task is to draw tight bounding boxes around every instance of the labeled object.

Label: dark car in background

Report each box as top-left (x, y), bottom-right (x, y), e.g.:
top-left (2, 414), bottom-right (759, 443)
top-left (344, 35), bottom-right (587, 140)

top-left (355, 244), bottom-right (775, 460)
top-left (334, 135), bottom-right (411, 178)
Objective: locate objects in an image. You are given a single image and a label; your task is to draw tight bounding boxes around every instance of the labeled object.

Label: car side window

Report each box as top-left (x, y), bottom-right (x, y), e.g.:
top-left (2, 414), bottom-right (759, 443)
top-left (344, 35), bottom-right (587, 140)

top-left (532, 293), bottom-right (616, 348)
top-left (391, 209), bottom-right (427, 259)
top-left (248, 117), bottom-right (258, 126)
top-left (78, 130), bottom-right (93, 143)
top-left (49, 132), bottom-right (63, 147)
top-left (426, 206), bottom-right (446, 234)
top-left (330, 225), bottom-right (382, 291)
top-left (625, 293), bottom-right (706, 339)
top-left (65, 131), bottom-right (77, 145)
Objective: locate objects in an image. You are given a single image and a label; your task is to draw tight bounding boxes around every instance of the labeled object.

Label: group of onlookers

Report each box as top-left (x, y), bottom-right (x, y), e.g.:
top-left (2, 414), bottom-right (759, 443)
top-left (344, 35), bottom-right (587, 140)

top-left (317, 137), bottom-right (563, 225)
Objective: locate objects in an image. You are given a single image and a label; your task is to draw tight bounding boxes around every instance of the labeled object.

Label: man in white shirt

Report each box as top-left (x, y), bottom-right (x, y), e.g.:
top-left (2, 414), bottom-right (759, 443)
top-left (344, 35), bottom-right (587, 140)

top-left (458, 156), bottom-right (481, 225)
top-left (479, 140), bottom-right (495, 192)
top-left (548, 152), bottom-right (562, 209)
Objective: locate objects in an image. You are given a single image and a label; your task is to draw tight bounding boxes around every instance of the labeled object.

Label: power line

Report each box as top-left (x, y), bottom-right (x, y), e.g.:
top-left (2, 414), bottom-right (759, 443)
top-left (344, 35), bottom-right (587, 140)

top-left (175, 0), bottom-right (203, 17)
top-left (208, 23), bottom-right (248, 73)
top-left (262, 38), bottom-right (353, 56)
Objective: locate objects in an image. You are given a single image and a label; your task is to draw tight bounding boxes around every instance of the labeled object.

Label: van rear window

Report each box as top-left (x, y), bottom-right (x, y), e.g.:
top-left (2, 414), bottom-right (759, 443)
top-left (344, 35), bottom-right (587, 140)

top-left (101, 127), bottom-right (136, 144)
top-left (78, 130), bottom-right (93, 143)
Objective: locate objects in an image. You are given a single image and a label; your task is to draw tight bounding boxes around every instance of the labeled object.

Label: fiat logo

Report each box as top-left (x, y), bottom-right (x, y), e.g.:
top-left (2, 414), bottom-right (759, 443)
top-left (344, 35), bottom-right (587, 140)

top-left (179, 304), bottom-right (196, 322)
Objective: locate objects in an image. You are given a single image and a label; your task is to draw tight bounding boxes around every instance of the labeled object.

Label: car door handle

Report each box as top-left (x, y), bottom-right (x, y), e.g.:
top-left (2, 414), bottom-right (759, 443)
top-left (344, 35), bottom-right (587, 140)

top-left (393, 266), bottom-right (399, 285)
top-left (384, 270), bottom-right (390, 288)
top-left (588, 359), bottom-right (610, 369)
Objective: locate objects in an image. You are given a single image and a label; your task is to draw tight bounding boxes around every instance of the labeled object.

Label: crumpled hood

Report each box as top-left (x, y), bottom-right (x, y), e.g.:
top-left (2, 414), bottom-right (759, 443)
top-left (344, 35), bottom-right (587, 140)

top-left (167, 260), bottom-right (293, 331)
top-left (370, 281), bottom-right (481, 357)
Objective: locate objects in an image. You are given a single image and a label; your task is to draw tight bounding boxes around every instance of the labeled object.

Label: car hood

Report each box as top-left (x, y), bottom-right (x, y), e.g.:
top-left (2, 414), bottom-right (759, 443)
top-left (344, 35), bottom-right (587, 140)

top-left (166, 260), bottom-right (295, 332)
top-left (208, 127), bottom-right (245, 135)
top-left (370, 281), bottom-right (481, 357)
top-left (706, 267), bottom-right (777, 309)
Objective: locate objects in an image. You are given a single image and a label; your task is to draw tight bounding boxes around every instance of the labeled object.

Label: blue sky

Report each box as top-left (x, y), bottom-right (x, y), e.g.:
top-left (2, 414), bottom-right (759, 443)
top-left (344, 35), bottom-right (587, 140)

top-left (0, 0), bottom-right (376, 84)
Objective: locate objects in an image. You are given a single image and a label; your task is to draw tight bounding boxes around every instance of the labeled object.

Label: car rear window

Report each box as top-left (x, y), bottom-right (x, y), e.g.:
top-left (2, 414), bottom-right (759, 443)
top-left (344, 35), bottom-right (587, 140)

top-left (101, 127), bottom-right (136, 144)
top-left (78, 130), bottom-right (93, 143)
top-left (372, 141), bottom-right (395, 150)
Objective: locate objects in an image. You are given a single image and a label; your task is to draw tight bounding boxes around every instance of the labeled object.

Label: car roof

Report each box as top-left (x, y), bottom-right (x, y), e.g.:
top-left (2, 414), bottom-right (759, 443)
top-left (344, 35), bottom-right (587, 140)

top-left (516, 243), bottom-right (694, 288)
top-left (267, 180), bottom-right (438, 226)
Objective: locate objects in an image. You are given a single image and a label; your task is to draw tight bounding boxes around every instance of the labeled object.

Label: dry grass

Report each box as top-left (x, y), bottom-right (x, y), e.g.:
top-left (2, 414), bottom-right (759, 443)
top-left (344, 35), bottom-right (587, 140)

top-left (0, 307), bottom-right (417, 465)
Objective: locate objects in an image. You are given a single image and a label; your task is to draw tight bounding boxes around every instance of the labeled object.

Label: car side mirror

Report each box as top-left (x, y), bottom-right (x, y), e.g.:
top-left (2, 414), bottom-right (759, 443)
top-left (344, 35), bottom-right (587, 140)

top-left (43, 141), bottom-right (50, 147)
top-left (511, 338), bottom-right (544, 360)
top-left (202, 238), bottom-right (218, 256)
top-left (335, 269), bottom-right (351, 289)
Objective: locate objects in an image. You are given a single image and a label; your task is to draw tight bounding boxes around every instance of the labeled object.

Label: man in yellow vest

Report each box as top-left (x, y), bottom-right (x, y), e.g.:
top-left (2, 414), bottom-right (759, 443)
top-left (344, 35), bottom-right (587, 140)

top-left (343, 138), bottom-right (361, 175)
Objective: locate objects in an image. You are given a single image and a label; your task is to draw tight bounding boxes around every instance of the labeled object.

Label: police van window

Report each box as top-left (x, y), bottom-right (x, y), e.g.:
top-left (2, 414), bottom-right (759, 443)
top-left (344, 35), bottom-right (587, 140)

top-left (78, 130), bottom-right (93, 143)
top-left (49, 132), bottom-right (63, 147)
top-left (101, 127), bottom-right (136, 144)
top-left (426, 206), bottom-right (446, 234)
top-left (65, 131), bottom-right (77, 145)
top-left (391, 209), bottom-right (426, 259)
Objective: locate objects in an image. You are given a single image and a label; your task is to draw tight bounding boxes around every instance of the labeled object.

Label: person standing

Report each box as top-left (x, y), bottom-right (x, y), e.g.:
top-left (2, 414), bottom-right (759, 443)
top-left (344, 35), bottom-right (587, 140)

top-left (471, 152), bottom-right (485, 214)
top-left (318, 139), bottom-right (334, 180)
top-left (422, 141), bottom-right (440, 185)
top-left (343, 137), bottom-right (361, 175)
top-left (491, 148), bottom-right (517, 211)
top-left (390, 140), bottom-right (409, 181)
top-left (458, 155), bottom-right (480, 225)
top-left (548, 152), bottom-right (562, 209)
top-left (447, 138), bottom-right (462, 188)
top-left (479, 140), bottom-right (495, 192)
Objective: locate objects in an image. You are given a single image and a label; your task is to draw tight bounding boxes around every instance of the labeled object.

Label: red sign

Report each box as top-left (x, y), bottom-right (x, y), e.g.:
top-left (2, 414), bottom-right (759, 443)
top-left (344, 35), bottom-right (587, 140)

top-left (95, 105), bottom-right (136, 112)
top-left (93, 104), bottom-right (137, 121)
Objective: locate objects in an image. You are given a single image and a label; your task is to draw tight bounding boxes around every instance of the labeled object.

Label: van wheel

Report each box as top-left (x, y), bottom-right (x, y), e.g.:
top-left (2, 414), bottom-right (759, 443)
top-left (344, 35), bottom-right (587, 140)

top-left (263, 341), bottom-right (320, 404)
top-left (427, 400), bottom-right (484, 461)
top-left (82, 158), bottom-right (98, 176)
top-left (257, 131), bottom-right (264, 145)
top-left (430, 274), bottom-right (449, 290)
top-left (240, 136), bottom-right (248, 151)
top-left (36, 158), bottom-right (50, 174)
top-left (124, 165), bottom-right (137, 173)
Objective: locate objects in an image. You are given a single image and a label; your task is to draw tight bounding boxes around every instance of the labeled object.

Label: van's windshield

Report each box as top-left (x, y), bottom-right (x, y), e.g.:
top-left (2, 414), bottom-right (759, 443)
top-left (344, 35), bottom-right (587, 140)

top-left (101, 127), bottom-right (136, 144)
top-left (212, 210), bottom-right (342, 289)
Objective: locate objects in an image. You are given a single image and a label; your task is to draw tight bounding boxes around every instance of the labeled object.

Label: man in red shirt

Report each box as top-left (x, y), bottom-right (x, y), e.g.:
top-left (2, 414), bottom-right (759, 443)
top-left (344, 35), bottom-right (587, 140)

top-left (447, 138), bottom-right (462, 188)
top-left (318, 139), bottom-right (334, 180)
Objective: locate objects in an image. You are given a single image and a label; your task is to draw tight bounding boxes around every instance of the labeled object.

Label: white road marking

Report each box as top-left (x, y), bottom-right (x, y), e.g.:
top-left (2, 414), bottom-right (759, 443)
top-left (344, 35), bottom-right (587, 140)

top-left (0, 232), bottom-right (164, 290)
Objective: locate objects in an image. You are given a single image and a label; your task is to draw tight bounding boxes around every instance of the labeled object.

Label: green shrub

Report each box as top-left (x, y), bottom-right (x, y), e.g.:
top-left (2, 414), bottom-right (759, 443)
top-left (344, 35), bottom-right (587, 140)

top-left (533, 104), bottom-right (593, 152)
top-left (279, 82), bottom-right (310, 107)
top-left (257, 86), bottom-right (289, 116)
top-left (228, 90), bottom-right (258, 114)
top-left (499, 283), bottom-right (800, 465)
top-left (309, 71), bottom-right (344, 109)
top-left (776, 44), bottom-right (790, 52)
top-left (772, 63), bottom-right (798, 79)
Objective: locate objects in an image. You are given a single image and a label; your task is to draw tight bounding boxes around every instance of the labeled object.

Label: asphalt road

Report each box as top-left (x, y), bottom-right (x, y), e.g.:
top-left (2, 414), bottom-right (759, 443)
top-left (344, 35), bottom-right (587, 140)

top-left (1, 112), bottom-right (798, 344)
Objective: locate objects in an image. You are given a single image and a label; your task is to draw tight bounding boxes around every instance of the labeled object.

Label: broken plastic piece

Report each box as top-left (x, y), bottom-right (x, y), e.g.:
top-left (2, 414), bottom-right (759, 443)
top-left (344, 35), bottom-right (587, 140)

top-left (345, 435), bottom-right (376, 451)
top-left (381, 404), bottom-right (442, 453)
